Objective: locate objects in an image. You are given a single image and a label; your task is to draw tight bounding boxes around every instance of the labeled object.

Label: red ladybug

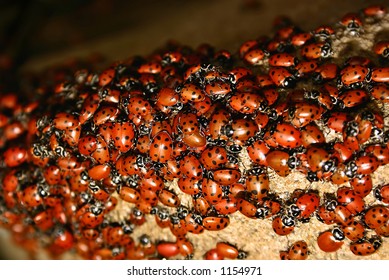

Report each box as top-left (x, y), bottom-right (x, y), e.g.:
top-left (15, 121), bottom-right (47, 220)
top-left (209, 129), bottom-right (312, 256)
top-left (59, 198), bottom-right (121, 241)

top-left (269, 53), bottom-right (297, 67)
top-left (349, 175), bottom-right (373, 198)
top-left (3, 146), bottom-right (28, 167)
top-left (269, 67), bottom-right (295, 87)
top-left (202, 216), bottom-right (230, 231)
top-left (200, 146), bottom-right (228, 170)
top-left (350, 236), bottom-right (382, 256)
top-left (273, 122), bottom-right (302, 148)
top-left (295, 192), bottom-right (320, 219)
top-left (214, 196), bottom-right (238, 215)
top-left (341, 220), bottom-right (365, 242)
top-left (364, 205), bottom-right (389, 229)
top-left (317, 228), bottom-right (345, 252)
top-left (374, 184), bottom-right (389, 204)
top-left (204, 248), bottom-right (224, 260)
top-left (301, 42), bottom-right (332, 60)
top-left (287, 240), bottom-right (309, 260)
top-left (272, 215), bottom-right (295, 236)
top-left (340, 65), bottom-right (368, 86)
top-left (202, 178), bottom-right (223, 205)
top-left (156, 241), bottom-right (179, 258)
top-left (228, 91), bottom-right (264, 114)
top-left (266, 150), bottom-right (290, 177)
top-left (216, 242), bottom-right (240, 259)
top-left (243, 48), bottom-right (266, 66)
top-left (158, 189), bottom-right (180, 208)
top-left (370, 67), bottom-right (389, 83)
top-left (149, 131), bottom-right (173, 163)
top-left (111, 121), bottom-right (135, 153)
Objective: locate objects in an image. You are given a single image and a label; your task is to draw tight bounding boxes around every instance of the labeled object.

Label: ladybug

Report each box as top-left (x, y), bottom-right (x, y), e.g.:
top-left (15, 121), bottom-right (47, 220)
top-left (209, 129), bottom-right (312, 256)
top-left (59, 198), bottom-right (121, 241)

top-left (214, 196), bottom-right (238, 215)
top-left (149, 131), bottom-right (173, 163)
top-left (176, 238), bottom-right (194, 259)
top-left (212, 169), bottom-right (241, 185)
top-left (202, 178), bottom-right (223, 205)
top-left (156, 241), bottom-right (179, 258)
top-left (363, 5), bottom-right (387, 18)
top-left (247, 139), bottom-right (270, 166)
top-left (200, 146), bottom-right (228, 170)
top-left (373, 41), bottom-right (389, 58)
top-left (301, 42), bottom-right (332, 60)
top-left (243, 48), bottom-right (266, 66)
top-left (314, 25), bottom-right (335, 38)
top-left (228, 91), bottom-right (264, 114)
top-left (193, 196), bottom-right (211, 216)
top-left (78, 135), bottom-right (97, 156)
top-left (364, 205), bottom-right (389, 229)
top-left (237, 197), bottom-right (257, 218)
top-left (295, 60), bottom-right (318, 78)
top-left (349, 174), bottom-right (373, 198)
top-left (111, 121), bottom-right (135, 153)
top-left (334, 205), bottom-right (354, 226)
top-left (272, 215), bottom-right (295, 236)
top-left (317, 228), bottom-right (345, 252)
top-left (43, 165), bottom-right (63, 185)
top-left (354, 155), bottom-right (379, 175)
top-left (268, 53), bottom-right (297, 67)
top-left (350, 236), bottom-right (382, 256)
top-left (202, 216), bottom-right (230, 231)
top-left (295, 192), bottom-right (320, 219)
top-left (301, 123), bottom-right (325, 147)
top-left (184, 212), bottom-right (204, 234)
top-left (53, 112), bottom-right (79, 130)
top-left (269, 67), bottom-right (295, 87)
top-left (370, 67), bottom-right (389, 83)
top-left (340, 13), bottom-right (363, 32)
top-left (179, 83), bottom-right (206, 103)
top-left (340, 64), bottom-right (369, 87)
top-left (291, 32), bottom-right (312, 47)
top-left (266, 150), bottom-right (290, 177)
top-left (287, 240), bottom-right (309, 260)
top-left (179, 153), bottom-right (203, 178)
top-left (216, 242), bottom-right (240, 259)
top-left (158, 189), bottom-right (180, 208)
top-left (339, 89), bottom-right (369, 108)
top-left (341, 220), bottom-right (365, 242)
top-left (369, 84), bottom-right (389, 103)
top-left (88, 164), bottom-right (111, 180)
top-left (239, 40), bottom-right (259, 58)
top-left (3, 146), bottom-right (28, 167)
top-left (204, 248), bottom-right (224, 260)
top-left (222, 118), bottom-right (259, 144)
top-left (273, 122), bottom-right (302, 149)
top-left (313, 63), bottom-right (338, 83)
top-left (245, 173), bottom-right (270, 202)
top-left (374, 184), bottom-right (389, 204)
top-left (306, 146), bottom-right (331, 172)
top-left (336, 187), bottom-right (364, 214)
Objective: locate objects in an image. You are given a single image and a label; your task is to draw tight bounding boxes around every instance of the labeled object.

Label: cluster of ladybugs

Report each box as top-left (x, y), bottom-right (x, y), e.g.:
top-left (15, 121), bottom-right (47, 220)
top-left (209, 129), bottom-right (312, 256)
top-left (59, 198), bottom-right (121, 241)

top-left (0, 4), bottom-right (389, 260)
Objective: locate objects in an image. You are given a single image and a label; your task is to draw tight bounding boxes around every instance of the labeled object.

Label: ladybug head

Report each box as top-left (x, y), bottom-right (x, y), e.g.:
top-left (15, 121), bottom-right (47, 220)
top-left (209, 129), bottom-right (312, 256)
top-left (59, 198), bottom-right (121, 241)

top-left (332, 227), bottom-right (345, 241)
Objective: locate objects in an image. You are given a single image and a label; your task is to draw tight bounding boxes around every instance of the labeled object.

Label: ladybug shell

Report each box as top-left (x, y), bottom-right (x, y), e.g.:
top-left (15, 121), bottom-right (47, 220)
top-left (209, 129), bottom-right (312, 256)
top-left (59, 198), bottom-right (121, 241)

top-left (156, 242), bottom-right (180, 258)
top-left (296, 193), bottom-right (320, 219)
top-left (288, 240), bottom-right (308, 260)
top-left (204, 248), bottom-right (224, 260)
top-left (216, 242), bottom-right (239, 259)
top-left (273, 123), bottom-right (302, 149)
top-left (364, 205), bottom-right (389, 229)
top-left (202, 216), bottom-right (230, 231)
top-left (149, 131), bottom-right (173, 163)
top-left (317, 230), bottom-right (344, 252)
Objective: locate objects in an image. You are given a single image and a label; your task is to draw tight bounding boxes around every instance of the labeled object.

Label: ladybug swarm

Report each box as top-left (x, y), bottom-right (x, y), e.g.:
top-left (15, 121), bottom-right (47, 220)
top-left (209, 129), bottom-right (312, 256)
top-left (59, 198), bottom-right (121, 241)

top-left (1, 5), bottom-right (389, 260)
